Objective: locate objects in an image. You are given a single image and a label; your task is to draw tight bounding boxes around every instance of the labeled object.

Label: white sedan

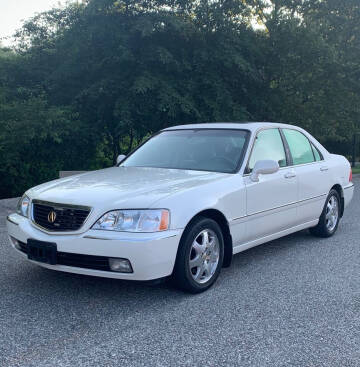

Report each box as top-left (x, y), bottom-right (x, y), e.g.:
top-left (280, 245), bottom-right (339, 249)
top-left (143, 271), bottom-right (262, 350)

top-left (7, 123), bottom-right (354, 293)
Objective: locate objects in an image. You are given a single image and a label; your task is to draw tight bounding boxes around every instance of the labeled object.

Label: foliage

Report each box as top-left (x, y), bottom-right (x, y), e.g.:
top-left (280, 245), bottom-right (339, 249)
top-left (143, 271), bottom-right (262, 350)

top-left (0, 0), bottom-right (359, 198)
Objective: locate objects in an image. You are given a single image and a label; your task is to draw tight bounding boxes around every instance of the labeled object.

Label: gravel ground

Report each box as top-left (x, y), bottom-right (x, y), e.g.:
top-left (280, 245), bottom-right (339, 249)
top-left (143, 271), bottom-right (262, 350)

top-left (0, 178), bottom-right (359, 367)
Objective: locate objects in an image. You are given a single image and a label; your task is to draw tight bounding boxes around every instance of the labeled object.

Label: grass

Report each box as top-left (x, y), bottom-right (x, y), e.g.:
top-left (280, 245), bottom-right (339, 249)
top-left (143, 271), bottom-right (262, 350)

top-left (352, 166), bottom-right (360, 174)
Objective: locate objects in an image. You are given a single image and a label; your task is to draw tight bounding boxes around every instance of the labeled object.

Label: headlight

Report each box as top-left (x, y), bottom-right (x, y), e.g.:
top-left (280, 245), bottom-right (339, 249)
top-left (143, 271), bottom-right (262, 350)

top-left (16, 195), bottom-right (30, 217)
top-left (92, 209), bottom-right (170, 232)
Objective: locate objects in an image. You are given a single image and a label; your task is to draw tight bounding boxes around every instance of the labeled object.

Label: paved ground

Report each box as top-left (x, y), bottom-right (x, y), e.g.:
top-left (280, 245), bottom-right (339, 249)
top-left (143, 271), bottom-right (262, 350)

top-left (1, 178), bottom-right (359, 367)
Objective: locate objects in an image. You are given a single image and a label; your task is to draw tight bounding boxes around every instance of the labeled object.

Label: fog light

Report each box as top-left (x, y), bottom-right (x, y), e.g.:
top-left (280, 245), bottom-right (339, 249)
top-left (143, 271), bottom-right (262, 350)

top-left (109, 258), bottom-right (133, 273)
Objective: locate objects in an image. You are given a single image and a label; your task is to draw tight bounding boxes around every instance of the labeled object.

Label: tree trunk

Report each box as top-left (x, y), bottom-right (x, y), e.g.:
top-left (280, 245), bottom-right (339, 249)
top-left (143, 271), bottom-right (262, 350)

top-left (126, 129), bottom-right (134, 155)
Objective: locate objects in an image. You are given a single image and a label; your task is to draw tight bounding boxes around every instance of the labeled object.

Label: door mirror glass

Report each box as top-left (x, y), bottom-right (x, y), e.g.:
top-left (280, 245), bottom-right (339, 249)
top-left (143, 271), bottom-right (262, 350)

top-left (250, 160), bottom-right (279, 182)
top-left (116, 154), bottom-right (126, 165)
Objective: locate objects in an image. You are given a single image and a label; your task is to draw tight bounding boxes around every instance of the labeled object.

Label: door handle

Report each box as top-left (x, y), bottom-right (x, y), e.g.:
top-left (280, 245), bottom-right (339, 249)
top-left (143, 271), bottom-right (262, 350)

top-left (284, 172), bottom-right (296, 179)
top-left (320, 166), bottom-right (329, 172)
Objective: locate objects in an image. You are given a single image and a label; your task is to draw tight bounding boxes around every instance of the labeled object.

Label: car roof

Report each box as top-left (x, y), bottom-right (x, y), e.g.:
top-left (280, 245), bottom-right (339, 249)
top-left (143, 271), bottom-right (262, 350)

top-left (162, 122), bottom-right (300, 132)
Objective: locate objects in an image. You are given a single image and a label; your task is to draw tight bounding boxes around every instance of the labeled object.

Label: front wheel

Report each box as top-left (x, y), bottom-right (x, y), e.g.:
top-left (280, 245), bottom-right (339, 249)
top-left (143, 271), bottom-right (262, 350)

top-left (173, 217), bottom-right (224, 293)
top-left (310, 189), bottom-right (341, 238)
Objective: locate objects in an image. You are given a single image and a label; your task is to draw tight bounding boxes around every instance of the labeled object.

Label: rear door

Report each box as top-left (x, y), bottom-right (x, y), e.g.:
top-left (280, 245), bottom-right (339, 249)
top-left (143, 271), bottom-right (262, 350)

top-left (281, 128), bottom-right (329, 224)
top-left (244, 128), bottom-right (298, 243)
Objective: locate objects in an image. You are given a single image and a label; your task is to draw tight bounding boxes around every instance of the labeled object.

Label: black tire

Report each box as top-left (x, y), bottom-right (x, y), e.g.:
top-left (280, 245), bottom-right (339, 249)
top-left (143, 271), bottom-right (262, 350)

top-left (310, 189), bottom-right (341, 238)
top-left (173, 217), bottom-right (224, 293)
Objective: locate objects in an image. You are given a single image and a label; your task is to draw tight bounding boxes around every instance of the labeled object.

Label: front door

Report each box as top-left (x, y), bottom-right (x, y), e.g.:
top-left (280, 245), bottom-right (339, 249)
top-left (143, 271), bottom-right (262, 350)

top-left (244, 128), bottom-right (298, 243)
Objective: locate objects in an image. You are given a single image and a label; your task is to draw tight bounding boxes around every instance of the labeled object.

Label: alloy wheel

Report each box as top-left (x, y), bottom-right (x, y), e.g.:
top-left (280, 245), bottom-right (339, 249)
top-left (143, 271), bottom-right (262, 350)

top-left (325, 195), bottom-right (339, 232)
top-left (189, 229), bottom-right (220, 284)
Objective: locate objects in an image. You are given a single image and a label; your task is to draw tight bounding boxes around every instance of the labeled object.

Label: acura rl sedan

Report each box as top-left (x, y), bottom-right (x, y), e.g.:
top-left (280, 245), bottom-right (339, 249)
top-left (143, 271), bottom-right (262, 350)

top-left (7, 123), bottom-right (354, 293)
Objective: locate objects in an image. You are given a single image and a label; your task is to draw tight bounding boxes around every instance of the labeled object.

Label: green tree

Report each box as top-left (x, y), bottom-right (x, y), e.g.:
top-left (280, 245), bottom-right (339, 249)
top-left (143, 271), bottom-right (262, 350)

top-left (0, 0), bottom-right (359, 198)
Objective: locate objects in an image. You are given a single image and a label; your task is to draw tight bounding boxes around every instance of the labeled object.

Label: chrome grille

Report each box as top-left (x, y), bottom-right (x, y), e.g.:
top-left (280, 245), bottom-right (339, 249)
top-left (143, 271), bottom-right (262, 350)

top-left (32, 200), bottom-right (91, 231)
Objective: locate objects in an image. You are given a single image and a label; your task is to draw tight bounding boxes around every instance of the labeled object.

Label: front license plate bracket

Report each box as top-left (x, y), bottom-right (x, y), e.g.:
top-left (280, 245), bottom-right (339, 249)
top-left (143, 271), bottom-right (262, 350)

top-left (27, 239), bottom-right (57, 265)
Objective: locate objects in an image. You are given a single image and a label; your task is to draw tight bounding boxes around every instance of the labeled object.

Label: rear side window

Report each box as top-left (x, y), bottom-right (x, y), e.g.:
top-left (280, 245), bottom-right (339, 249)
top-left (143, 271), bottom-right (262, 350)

top-left (283, 129), bottom-right (315, 165)
top-left (248, 128), bottom-right (287, 171)
top-left (311, 143), bottom-right (323, 161)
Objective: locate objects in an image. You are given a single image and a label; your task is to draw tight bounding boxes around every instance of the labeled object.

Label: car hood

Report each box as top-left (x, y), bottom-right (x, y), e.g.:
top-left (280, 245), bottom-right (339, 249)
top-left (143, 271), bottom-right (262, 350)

top-left (27, 166), bottom-right (229, 210)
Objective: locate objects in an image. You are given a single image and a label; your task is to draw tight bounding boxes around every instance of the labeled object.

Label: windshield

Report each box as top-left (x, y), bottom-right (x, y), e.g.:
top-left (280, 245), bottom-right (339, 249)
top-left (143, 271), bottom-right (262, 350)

top-left (121, 129), bottom-right (249, 173)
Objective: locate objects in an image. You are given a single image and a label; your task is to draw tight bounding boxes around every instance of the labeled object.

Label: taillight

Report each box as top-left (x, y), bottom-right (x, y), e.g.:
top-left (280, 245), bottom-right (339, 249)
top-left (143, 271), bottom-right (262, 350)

top-left (349, 169), bottom-right (353, 182)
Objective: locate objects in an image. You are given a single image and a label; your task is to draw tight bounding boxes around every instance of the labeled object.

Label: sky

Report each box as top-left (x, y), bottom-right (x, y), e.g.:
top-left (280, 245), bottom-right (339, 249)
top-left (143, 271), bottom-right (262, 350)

top-left (0, 0), bottom-right (64, 46)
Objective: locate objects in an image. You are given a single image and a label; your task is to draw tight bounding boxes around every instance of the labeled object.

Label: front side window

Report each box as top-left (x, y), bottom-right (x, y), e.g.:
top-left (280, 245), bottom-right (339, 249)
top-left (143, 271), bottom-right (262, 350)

top-left (122, 129), bottom-right (249, 173)
top-left (248, 128), bottom-right (287, 171)
top-left (283, 129), bottom-right (315, 165)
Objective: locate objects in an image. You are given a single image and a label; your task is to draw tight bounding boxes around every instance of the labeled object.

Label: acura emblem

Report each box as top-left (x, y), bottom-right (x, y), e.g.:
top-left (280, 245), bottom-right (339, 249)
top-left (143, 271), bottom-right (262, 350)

top-left (48, 211), bottom-right (57, 223)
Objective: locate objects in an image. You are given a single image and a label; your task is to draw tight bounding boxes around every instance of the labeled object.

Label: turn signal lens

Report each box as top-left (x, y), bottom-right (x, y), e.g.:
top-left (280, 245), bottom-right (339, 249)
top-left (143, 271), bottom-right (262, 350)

top-left (159, 210), bottom-right (170, 231)
top-left (349, 169), bottom-right (353, 183)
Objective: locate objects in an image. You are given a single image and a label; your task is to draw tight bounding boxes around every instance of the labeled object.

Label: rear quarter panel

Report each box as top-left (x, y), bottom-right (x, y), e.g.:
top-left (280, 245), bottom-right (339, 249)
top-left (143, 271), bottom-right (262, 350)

top-left (328, 154), bottom-right (352, 189)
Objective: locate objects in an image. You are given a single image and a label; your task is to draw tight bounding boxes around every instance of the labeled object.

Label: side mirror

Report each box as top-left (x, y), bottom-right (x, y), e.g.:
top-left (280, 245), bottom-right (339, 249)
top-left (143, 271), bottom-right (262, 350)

top-left (116, 154), bottom-right (126, 165)
top-left (250, 160), bottom-right (279, 182)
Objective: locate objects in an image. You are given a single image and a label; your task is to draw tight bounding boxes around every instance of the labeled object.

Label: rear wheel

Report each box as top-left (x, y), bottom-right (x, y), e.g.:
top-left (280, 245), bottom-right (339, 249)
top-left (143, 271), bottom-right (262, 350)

top-left (310, 189), bottom-right (341, 238)
top-left (173, 217), bottom-right (224, 293)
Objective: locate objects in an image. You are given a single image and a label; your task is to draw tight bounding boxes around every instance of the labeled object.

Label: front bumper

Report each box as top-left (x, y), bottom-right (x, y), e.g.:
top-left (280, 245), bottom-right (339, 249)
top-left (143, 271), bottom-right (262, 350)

top-left (6, 213), bottom-right (182, 281)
